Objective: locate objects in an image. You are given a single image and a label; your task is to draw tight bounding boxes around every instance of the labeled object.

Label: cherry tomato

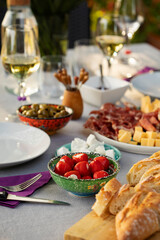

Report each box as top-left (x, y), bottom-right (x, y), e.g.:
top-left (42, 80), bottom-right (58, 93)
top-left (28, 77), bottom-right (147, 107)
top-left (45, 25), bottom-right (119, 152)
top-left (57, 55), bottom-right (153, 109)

top-left (60, 155), bottom-right (74, 168)
top-left (93, 170), bottom-right (109, 179)
top-left (55, 161), bottom-right (71, 176)
top-left (89, 159), bottom-right (104, 174)
top-left (72, 153), bottom-right (88, 164)
top-left (94, 156), bottom-right (109, 170)
top-left (82, 176), bottom-right (92, 179)
top-left (74, 161), bottom-right (91, 176)
top-left (64, 170), bottom-right (81, 179)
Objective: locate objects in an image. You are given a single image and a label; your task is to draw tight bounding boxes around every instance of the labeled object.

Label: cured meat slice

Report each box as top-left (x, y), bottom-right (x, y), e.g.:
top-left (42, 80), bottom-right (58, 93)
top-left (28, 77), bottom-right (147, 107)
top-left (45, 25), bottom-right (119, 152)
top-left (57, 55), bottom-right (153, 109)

top-left (84, 103), bottom-right (143, 140)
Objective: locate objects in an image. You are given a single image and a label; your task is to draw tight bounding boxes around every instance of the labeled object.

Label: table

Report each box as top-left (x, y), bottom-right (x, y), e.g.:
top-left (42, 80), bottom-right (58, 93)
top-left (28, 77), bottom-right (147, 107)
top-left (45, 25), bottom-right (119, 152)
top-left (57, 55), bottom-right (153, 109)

top-left (0, 43), bottom-right (160, 240)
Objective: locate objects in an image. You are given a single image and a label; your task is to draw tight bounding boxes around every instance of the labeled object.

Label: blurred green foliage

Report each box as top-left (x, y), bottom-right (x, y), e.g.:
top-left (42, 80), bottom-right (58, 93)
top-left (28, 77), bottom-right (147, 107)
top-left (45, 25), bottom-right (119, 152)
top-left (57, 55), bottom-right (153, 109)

top-left (1, 0), bottom-right (160, 52)
top-left (90, 0), bottom-right (160, 43)
top-left (31, 0), bottom-right (84, 56)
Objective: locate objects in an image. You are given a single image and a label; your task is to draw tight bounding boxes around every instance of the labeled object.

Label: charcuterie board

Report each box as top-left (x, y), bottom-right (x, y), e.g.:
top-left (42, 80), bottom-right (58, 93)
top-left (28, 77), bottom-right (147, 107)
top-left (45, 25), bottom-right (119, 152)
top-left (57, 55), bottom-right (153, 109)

top-left (64, 211), bottom-right (160, 240)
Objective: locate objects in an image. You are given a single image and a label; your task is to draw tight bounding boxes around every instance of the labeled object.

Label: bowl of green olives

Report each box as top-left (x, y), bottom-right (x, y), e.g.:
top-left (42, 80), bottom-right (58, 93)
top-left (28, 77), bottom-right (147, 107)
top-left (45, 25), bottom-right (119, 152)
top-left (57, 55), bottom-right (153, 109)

top-left (17, 103), bottom-right (73, 135)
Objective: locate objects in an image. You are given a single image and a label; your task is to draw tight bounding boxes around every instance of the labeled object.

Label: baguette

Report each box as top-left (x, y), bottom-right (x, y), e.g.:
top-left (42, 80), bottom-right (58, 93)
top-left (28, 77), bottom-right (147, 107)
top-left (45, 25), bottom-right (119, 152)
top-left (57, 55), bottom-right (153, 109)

top-left (109, 184), bottom-right (135, 215)
top-left (109, 183), bottom-right (158, 216)
top-left (116, 191), bottom-right (160, 240)
top-left (127, 157), bottom-right (160, 186)
top-left (92, 178), bottom-right (121, 218)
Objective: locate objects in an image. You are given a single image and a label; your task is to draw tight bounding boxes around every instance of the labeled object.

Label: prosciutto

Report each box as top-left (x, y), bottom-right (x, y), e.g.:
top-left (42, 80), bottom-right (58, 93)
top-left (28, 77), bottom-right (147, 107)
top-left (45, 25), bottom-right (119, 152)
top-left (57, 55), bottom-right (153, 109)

top-left (84, 103), bottom-right (143, 140)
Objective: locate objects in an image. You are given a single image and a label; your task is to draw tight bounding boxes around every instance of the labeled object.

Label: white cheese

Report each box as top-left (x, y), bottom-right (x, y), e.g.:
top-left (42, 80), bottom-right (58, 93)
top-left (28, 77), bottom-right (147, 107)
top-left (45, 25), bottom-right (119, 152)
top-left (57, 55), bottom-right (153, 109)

top-left (57, 147), bottom-right (70, 156)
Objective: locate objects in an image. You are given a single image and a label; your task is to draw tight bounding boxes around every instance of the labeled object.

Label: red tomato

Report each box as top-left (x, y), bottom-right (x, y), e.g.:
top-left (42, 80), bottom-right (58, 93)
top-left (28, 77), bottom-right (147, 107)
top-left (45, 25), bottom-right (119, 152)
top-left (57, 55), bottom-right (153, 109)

top-left (74, 161), bottom-right (91, 176)
top-left (94, 156), bottom-right (109, 170)
top-left (89, 159), bottom-right (104, 174)
top-left (72, 153), bottom-right (88, 164)
top-left (55, 161), bottom-right (71, 176)
top-left (82, 176), bottom-right (92, 179)
top-left (64, 170), bottom-right (81, 179)
top-left (93, 170), bottom-right (109, 179)
top-left (60, 155), bottom-right (74, 168)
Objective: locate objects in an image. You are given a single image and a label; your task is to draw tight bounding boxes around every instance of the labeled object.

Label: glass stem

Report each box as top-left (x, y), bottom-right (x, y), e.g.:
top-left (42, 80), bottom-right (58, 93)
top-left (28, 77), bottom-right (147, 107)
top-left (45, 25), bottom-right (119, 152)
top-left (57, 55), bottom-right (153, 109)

top-left (107, 58), bottom-right (112, 76)
top-left (18, 80), bottom-right (26, 97)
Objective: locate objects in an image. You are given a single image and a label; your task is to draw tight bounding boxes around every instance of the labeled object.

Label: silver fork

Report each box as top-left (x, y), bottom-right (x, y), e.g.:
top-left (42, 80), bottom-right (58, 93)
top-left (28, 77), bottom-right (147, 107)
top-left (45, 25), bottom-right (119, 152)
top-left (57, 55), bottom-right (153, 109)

top-left (0, 173), bottom-right (42, 192)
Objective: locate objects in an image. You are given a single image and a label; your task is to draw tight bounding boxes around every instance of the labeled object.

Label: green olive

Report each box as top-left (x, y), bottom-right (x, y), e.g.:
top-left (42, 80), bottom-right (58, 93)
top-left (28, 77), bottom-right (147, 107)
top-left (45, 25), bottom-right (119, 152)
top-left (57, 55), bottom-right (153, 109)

top-left (49, 106), bottom-right (57, 112)
top-left (49, 109), bottom-right (57, 117)
top-left (21, 105), bottom-right (30, 111)
top-left (39, 104), bottom-right (48, 110)
top-left (26, 110), bottom-right (36, 117)
top-left (31, 104), bottom-right (39, 111)
top-left (60, 110), bottom-right (69, 116)
top-left (54, 112), bottom-right (61, 118)
top-left (57, 105), bottom-right (65, 111)
top-left (22, 110), bottom-right (27, 115)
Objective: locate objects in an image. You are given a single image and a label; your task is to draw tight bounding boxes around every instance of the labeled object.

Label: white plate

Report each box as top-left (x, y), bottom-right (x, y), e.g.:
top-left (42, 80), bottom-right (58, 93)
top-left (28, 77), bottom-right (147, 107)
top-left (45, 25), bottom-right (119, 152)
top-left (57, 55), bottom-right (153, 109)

top-left (0, 122), bottom-right (51, 167)
top-left (132, 71), bottom-right (160, 98)
top-left (94, 132), bottom-right (160, 155)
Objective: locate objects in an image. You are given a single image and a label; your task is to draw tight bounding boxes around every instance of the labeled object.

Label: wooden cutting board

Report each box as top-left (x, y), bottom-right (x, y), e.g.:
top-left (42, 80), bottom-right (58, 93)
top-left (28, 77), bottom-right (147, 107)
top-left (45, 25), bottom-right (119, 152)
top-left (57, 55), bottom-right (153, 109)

top-left (64, 211), bottom-right (160, 240)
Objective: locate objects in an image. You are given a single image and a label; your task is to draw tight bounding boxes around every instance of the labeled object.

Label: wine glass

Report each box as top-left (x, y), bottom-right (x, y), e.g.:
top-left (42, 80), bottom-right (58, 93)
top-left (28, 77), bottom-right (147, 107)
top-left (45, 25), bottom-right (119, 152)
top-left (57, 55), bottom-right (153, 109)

top-left (116, 0), bottom-right (144, 65)
top-left (96, 14), bottom-right (125, 77)
top-left (1, 24), bottom-right (40, 119)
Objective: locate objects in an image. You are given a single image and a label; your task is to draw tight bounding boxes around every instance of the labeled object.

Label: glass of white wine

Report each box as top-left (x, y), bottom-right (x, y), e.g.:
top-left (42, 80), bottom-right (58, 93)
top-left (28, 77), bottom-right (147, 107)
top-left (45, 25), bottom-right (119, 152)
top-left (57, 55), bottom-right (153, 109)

top-left (115, 0), bottom-right (144, 68)
top-left (96, 14), bottom-right (125, 76)
top-left (1, 24), bottom-right (40, 119)
top-left (116, 0), bottom-right (144, 45)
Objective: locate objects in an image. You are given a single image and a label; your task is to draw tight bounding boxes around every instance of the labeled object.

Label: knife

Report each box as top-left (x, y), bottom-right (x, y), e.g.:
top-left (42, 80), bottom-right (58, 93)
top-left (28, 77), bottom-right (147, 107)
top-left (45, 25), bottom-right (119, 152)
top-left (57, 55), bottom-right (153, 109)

top-left (0, 191), bottom-right (70, 205)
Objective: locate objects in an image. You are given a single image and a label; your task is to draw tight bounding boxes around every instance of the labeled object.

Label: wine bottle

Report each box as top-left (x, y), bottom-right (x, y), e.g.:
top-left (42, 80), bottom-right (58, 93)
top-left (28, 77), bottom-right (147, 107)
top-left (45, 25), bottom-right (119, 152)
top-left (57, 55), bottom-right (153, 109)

top-left (1, 0), bottom-right (38, 42)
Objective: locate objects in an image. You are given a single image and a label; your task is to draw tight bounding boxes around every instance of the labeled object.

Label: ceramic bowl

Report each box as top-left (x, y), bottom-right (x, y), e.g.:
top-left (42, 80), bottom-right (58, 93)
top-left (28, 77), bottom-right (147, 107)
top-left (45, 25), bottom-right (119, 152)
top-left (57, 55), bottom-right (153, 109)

top-left (80, 76), bottom-right (130, 107)
top-left (17, 104), bottom-right (73, 135)
top-left (48, 152), bottom-right (120, 197)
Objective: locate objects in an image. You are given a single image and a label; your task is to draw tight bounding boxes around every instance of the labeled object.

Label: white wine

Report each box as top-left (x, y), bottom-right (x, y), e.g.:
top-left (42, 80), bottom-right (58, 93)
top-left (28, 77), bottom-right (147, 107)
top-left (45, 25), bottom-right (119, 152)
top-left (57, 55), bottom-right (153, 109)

top-left (2, 55), bottom-right (40, 80)
top-left (96, 35), bottom-right (125, 58)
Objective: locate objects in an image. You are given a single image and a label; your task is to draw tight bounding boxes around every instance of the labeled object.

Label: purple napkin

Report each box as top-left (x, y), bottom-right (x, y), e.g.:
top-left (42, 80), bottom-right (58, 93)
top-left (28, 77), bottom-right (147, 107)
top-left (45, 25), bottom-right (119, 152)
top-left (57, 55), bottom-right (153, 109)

top-left (124, 66), bottom-right (158, 82)
top-left (0, 171), bottom-right (51, 208)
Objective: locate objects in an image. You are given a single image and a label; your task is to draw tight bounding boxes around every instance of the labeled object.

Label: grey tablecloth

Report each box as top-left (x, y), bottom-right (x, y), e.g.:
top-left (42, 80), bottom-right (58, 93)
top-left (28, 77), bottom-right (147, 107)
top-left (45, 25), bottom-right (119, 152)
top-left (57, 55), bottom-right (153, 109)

top-left (0, 43), bottom-right (160, 240)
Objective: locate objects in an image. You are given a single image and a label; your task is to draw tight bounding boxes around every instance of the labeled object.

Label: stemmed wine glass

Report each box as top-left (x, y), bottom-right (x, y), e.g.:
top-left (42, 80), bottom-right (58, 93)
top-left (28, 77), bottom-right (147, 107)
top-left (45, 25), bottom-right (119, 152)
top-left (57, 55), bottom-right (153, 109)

top-left (116, 0), bottom-right (144, 64)
top-left (96, 14), bottom-right (125, 77)
top-left (1, 24), bottom-right (40, 119)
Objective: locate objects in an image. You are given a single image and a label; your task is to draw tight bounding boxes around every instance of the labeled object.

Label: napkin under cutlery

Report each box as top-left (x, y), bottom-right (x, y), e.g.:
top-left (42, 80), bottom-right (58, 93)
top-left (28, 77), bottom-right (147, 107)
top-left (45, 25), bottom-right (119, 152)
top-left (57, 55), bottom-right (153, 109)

top-left (0, 171), bottom-right (51, 208)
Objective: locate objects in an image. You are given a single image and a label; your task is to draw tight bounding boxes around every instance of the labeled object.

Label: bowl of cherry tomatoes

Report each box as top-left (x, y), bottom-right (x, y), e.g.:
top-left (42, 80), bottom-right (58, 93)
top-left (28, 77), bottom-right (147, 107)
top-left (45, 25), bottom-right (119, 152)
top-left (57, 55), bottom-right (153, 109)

top-left (48, 152), bottom-right (120, 197)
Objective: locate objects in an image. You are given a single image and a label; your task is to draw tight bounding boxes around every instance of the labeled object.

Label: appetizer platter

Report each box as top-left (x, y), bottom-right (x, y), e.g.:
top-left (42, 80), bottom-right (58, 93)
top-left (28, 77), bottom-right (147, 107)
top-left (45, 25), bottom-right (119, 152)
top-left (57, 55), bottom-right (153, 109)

top-left (64, 151), bottom-right (160, 240)
top-left (84, 96), bottom-right (160, 154)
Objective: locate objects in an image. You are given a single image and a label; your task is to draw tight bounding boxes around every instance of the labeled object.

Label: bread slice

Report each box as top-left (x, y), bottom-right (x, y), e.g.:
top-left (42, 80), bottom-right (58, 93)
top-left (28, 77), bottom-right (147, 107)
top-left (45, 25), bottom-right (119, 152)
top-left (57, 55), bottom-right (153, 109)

top-left (115, 191), bottom-right (160, 240)
top-left (109, 184), bottom-right (135, 215)
top-left (92, 178), bottom-right (121, 218)
top-left (139, 164), bottom-right (160, 182)
top-left (127, 157), bottom-right (160, 186)
top-left (109, 165), bottom-right (160, 216)
top-left (134, 165), bottom-right (160, 194)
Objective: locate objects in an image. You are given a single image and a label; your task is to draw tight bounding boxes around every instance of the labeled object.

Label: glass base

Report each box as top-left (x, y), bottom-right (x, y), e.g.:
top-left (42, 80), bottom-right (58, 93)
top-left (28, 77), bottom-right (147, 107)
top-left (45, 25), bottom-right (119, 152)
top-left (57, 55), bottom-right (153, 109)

top-left (5, 85), bottom-right (38, 97)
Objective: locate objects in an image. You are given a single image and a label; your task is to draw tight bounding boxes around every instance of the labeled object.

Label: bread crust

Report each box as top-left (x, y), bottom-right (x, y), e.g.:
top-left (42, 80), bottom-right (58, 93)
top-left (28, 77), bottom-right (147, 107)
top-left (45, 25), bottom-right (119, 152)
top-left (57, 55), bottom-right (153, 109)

top-left (116, 191), bottom-right (160, 240)
top-left (109, 184), bottom-right (135, 215)
top-left (92, 178), bottom-right (121, 218)
top-left (127, 158), bottom-right (160, 186)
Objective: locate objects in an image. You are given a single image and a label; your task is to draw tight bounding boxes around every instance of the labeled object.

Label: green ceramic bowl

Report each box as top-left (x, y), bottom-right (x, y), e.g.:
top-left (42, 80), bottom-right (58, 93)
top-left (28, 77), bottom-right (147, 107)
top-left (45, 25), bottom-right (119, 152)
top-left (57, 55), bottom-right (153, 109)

top-left (47, 152), bottom-right (120, 197)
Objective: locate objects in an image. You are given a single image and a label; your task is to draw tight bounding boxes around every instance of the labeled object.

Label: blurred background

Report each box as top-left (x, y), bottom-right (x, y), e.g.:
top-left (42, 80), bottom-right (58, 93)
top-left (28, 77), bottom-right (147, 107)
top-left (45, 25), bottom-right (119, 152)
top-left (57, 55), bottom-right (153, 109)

top-left (0, 0), bottom-right (160, 56)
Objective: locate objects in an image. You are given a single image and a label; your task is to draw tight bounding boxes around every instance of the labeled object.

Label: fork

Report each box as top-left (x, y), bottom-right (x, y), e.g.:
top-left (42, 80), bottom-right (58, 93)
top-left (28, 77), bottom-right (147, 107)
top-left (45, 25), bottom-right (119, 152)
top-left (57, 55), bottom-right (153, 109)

top-left (0, 173), bottom-right (42, 192)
